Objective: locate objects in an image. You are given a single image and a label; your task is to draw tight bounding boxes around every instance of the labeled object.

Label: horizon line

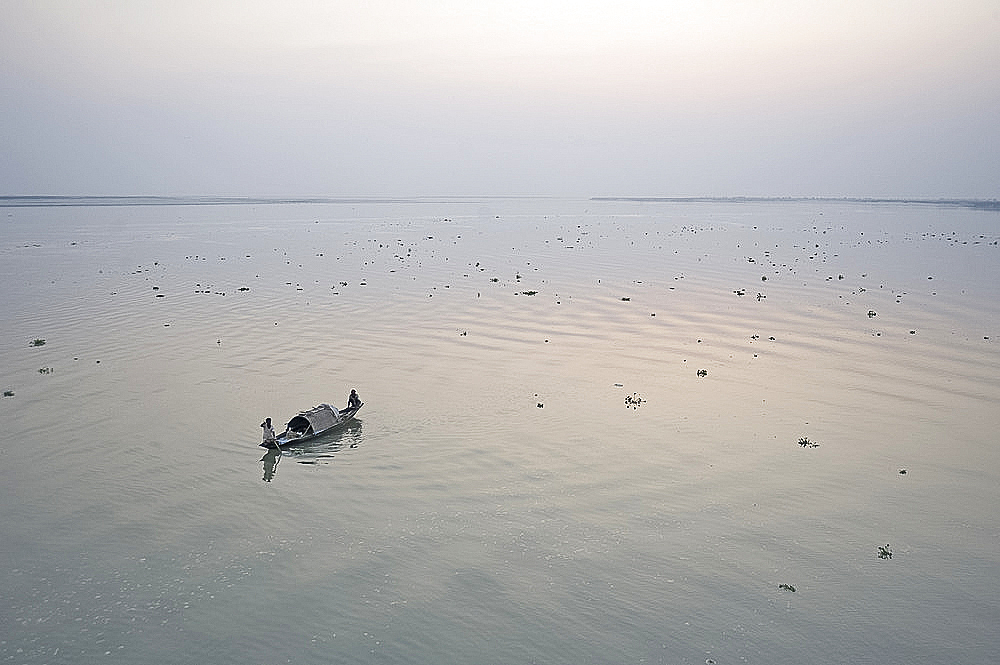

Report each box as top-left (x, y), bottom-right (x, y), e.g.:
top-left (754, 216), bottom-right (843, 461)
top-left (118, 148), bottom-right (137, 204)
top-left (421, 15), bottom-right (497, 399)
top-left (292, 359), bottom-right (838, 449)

top-left (1, 194), bottom-right (997, 210)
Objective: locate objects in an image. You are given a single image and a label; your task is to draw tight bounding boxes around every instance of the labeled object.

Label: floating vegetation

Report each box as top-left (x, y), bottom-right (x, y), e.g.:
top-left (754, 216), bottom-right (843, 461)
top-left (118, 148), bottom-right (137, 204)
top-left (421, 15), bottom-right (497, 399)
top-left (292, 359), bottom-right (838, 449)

top-left (778, 583), bottom-right (796, 592)
top-left (521, 290), bottom-right (538, 296)
top-left (734, 288), bottom-right (746, 296)
top-left (237, 286), bottom-right (250, 292)
top-left (2, 390), bottom-right (13, 397)
top-left (877, 544), bottom-right (893, 559)
top-left (798, 437), bottom-right (819, 448)
top-left (30, 338), bottom-right (46, 347)
top-left (899, 468), bottom-right (907, 475)
top-left (697, 369), bottom-right (708, 377)
top-left (621, 297), bottom-right (631, 301)
top-left (624, 393), bottom-right (644, 409)
top-left (38, 367), bottom-right (53, 374)
top-left (868, 310), bottom-right (877, 318)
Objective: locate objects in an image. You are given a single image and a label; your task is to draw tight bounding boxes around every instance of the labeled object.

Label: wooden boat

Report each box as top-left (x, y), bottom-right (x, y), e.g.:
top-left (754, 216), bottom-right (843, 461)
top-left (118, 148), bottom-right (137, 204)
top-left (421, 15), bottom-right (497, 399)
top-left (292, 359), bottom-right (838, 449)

top-left (261, 401), bottom-right (363, 448)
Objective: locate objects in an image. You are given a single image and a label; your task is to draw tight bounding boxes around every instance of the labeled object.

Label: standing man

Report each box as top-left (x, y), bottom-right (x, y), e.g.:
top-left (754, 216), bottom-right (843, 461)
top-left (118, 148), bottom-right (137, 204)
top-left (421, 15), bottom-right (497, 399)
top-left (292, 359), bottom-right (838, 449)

top-left (261, 417), bottom-right (276, 447)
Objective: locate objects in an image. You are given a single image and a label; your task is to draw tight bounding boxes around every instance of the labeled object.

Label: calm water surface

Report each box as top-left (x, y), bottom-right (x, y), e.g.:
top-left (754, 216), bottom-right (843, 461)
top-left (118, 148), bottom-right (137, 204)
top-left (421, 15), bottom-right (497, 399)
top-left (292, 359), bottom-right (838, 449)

top-left (2, 198), bottom-right (999, 664)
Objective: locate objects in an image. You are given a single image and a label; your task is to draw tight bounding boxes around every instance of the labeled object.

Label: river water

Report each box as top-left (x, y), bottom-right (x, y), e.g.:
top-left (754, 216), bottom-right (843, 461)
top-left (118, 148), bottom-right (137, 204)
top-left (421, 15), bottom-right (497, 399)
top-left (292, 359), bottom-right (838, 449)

top-left (2, 197), bottom-right (998, 664)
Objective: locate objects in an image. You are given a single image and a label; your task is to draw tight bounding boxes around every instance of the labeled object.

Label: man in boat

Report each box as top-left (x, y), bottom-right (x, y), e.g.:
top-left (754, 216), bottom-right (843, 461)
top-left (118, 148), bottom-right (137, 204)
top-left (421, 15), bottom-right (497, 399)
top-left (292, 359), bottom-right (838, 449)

top-left (348, 389), bottom-right (361, 409)
top-left (261, 417), bottom-right (276, 447)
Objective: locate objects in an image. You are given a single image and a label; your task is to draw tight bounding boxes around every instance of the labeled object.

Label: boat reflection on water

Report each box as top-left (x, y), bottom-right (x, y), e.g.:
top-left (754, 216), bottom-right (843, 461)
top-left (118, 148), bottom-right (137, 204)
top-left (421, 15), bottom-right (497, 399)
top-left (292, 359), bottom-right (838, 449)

top-left (259, 420), bottom-right (363, 482)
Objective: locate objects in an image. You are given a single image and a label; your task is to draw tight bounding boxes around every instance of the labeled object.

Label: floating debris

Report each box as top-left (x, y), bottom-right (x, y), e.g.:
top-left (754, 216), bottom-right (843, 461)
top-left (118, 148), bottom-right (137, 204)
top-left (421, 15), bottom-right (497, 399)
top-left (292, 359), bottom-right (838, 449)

top-left (38, 367), bottom-right (53, 374)
top-left (621, 297), bottom-right (631, 301)
top-left (778, 583), bottom-right (796, 592)
top-left (624, 393), bottom-right (644, 408)
top-left (877, 544), bottom-right (893, 559)
top-left (2, 390), bottom-right (13, 398)
top-left (798, 437), bottom-right (819, 448)
top-left (696, 369), bottom-right (708, 377)
top-left (30, 338), bottom-right (46, 347)
top-left (899, 468), bottom-right (907, 475)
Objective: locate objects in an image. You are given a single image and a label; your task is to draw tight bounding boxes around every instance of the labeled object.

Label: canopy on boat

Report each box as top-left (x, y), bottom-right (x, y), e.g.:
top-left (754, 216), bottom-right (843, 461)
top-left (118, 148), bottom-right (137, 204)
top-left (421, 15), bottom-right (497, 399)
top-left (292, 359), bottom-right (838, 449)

top-left (286, 403), bottom-right (341, 433)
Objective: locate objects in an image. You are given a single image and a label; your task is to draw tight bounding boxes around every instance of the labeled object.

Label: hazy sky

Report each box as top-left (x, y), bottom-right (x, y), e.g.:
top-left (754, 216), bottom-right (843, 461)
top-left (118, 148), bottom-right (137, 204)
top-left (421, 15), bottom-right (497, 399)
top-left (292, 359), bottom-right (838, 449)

top-left (2, 0), bottom-right (998, 197)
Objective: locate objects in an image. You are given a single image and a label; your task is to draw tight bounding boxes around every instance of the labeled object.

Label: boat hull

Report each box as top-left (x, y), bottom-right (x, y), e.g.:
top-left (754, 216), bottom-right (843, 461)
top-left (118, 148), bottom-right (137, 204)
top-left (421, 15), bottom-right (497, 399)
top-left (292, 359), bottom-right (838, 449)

top-left (261, 403), bottom-right (363, 448)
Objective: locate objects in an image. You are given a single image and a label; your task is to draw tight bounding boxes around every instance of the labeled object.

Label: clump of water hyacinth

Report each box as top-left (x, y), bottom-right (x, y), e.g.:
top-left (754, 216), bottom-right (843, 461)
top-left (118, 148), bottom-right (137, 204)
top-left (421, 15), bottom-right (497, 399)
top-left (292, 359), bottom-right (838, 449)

top-left (30, 338), bottom-right (46, 347)
top-left (798, 437), bottom-right (819, 448)
top-left (624, 393), bottom-right (644, 409)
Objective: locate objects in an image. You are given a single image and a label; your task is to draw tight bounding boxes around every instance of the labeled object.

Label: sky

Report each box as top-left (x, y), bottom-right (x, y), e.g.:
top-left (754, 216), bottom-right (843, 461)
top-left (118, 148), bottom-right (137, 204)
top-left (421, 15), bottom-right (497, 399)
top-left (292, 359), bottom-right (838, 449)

top-left (2, 0), bottom-right (998, 198)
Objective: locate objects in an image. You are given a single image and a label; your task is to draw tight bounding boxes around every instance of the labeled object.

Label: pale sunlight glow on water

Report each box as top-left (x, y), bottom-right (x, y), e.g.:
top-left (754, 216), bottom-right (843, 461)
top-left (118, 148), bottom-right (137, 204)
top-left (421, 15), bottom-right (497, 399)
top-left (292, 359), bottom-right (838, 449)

top-left (1, 198), bottom-right (999, 664)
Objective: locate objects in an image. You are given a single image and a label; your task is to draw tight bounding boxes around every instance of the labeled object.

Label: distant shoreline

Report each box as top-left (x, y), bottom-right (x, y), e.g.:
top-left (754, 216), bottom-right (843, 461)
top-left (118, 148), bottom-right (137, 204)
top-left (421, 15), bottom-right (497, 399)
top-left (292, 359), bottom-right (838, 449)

top-left (592, 196), bottom-right (1000, 210)
top-left (1, 194), bottom-right (997, 210)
